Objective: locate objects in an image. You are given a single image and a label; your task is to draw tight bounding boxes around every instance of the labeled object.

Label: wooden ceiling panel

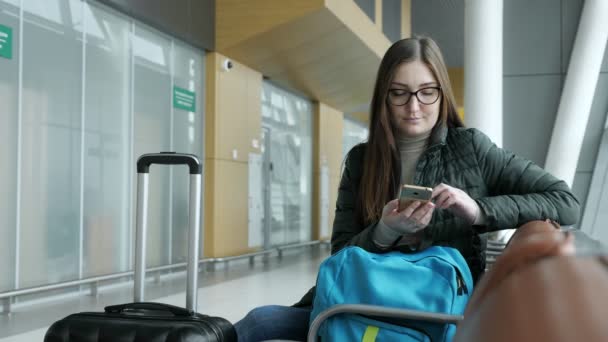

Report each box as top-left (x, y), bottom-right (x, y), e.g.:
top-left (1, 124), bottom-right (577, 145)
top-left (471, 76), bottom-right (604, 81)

top-left (223, 10), bottom-right (342, 70)
top-left (216, 0), bottom-right (391, 113)
top-left (216, 0), bottom-right (325, 50)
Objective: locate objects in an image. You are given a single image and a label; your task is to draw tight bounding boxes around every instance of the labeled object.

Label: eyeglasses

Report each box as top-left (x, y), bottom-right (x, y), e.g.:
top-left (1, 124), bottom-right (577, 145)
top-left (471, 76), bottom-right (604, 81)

top-left (387, 86), bottom-right (442, 106)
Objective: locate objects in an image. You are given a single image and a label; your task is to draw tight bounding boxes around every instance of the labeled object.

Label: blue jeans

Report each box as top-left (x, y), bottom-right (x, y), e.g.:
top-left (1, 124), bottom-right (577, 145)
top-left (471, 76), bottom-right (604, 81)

top-left (234, 305), bottom-right (312, 342)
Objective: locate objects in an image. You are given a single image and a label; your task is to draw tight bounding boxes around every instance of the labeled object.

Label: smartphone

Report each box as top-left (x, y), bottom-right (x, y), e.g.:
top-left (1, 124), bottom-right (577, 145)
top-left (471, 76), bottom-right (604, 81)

top-left (398, 184), bottom-right (433, 212)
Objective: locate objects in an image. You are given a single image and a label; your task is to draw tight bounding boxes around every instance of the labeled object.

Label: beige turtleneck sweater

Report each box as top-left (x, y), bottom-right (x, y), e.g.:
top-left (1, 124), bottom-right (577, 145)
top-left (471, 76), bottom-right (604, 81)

top-left (397, 132), bottom-right (431, 185)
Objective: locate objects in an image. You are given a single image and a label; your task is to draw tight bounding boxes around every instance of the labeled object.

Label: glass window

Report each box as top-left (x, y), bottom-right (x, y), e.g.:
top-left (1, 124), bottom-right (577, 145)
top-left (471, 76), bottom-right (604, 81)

top-left (261, 82), bottom-right (313, 245)
top-left (22, 0), bottom-right (62, 25)
top-left (20, 0), bottom-right (83, 287)
top-left (82, 2), bottom-right (131, 277)
top-left (0, 0), bottom-right (206, 292)
top-left (169, 41), bottom-right (204, 263)
top-left (342, 116), bottom-right (368, 161)
top-left (133, 24), bottom-right (172, 268)
top-left (2, 0), bottom-right (18, 7)
top-left (0, 0), bottom-right (20, 292)
top-left (130, 25), bottom-right (205, 268)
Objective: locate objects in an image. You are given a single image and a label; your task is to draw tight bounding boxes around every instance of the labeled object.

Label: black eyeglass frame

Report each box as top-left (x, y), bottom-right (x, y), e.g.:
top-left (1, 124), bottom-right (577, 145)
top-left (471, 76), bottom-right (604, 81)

top-left (386, 86), bottom-right (442, 106)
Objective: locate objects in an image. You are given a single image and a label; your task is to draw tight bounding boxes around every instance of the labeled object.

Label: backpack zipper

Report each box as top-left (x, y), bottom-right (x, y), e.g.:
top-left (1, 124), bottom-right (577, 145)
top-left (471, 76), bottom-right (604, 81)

top-left (454, 267), bottom-right (468, 295)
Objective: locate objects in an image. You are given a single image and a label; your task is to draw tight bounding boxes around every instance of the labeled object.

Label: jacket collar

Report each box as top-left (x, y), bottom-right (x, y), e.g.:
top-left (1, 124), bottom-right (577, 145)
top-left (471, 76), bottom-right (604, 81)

top-left (428, 122), bottom-right (448, 150)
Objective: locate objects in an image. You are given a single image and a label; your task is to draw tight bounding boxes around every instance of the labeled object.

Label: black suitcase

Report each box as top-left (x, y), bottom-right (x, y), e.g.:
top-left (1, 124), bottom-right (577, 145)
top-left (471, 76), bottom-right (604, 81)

top-left (44, 153), bottom-right (237, 342)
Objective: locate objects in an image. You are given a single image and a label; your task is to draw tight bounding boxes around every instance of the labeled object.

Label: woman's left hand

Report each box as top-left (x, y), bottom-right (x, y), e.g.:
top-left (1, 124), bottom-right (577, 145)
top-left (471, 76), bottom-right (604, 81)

top-left (432, 183), bottom-right (480, 225)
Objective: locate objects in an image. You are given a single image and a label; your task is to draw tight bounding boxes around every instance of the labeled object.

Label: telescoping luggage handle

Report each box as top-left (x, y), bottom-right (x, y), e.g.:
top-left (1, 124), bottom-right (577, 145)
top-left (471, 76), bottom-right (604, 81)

top-left (134, 152), bottom-right (202, 312)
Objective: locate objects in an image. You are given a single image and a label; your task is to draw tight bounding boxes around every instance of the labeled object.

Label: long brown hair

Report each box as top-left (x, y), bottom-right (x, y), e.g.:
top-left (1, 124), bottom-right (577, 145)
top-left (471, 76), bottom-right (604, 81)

top-left (359, 36), bottom-right (464, 225)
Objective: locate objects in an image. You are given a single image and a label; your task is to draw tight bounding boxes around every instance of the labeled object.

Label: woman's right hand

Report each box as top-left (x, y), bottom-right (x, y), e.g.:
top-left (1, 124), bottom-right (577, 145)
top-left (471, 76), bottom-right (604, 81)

top-left (380, 198), bottom-right (435, 234)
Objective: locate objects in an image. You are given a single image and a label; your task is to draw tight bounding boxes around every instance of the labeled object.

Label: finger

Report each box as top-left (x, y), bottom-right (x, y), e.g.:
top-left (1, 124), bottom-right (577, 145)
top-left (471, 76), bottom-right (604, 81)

top-left (435, 191), bottom-right (452, 208)
top-left (432, 183), bottom-right (455, 199)
top-left (401, 201), bottom-right (422, 217)
top-left (383, 199), bottom-right (400, 218)
top-left (435, 194), bottom-right (448, 208)
top-left (431, 183), bottom-right (448, 199)
top-left (386, 198), bottom-right (399, 212)
top-left (441, 195), bottom-right (457, 209)
top-left (410, 202), bottom-right (434, 223)
top-left (409, 206), bottom-right (426, 223)
top-left (418, 204), bottom-right (435, 226)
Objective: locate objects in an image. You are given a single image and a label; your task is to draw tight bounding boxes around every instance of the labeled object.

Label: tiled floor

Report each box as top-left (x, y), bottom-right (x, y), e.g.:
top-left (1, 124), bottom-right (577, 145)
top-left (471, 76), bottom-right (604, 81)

top-left (0, 246), bottom-right (329, 341)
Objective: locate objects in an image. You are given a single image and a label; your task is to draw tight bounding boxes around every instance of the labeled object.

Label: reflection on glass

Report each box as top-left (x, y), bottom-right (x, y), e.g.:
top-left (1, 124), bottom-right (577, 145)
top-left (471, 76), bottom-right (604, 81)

top-left (20, 0), bottom-right (83, 288)
top-left (71, 2), bottom-right (107, 41)
top-left (133, 25), bottom-right (172, 268)
top-left (23, 0), bottom-right (62, 26)
top-left (270, 92), bottom-right (283, 108)
top-left (286, 108), bottom-right (296, 126)
top-left (0, 0), bottom-right (19, 292)
top-left (82, 3), bottom-right (130, 277)
top-left (262, 104), bottom-right (271, 118)
top-left (343, 117), bottom-right (368, 160)
top-left (2, 0), bottom-right (19, 7)
top-left (170, 41), bottom-right (204, 263)
top-left (261, 82), bottom-right (313, 246)
top-left (0, 0), bottom-right (206, 293)
top-left (1, 0), bottom-right (19, 16)
top-left (134, 34), bottom-right (167, 66)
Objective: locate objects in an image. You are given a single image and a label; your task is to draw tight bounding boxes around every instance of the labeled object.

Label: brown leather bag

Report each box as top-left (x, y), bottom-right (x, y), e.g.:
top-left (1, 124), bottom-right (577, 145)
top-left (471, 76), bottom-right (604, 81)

top-left (455, 220), bottom-right (608, 341)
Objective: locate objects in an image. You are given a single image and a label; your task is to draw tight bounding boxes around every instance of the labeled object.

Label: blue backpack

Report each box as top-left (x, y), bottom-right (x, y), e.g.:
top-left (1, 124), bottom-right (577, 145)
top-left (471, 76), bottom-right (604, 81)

top-left (310, 246), bottom-right (473, 341)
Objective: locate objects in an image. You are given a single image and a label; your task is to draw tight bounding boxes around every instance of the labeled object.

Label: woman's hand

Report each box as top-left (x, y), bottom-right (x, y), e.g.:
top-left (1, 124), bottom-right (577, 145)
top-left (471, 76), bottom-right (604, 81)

top-left (432, 183), bottom-right (480, 225)
top-left (380, 198), bottom-right (436, 234)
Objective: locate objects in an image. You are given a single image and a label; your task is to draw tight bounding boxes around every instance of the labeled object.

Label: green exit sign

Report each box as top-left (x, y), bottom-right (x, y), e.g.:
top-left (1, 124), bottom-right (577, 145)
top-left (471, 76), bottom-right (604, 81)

top-left (0, 24), bottom-right (12, 60)
top-left (173, 86), bottom-right (196, 112)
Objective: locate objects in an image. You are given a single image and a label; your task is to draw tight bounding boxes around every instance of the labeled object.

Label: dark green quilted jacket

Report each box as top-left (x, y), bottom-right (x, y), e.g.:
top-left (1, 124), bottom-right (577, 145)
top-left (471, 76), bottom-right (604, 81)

top-left (332, 126), bottom-right (580, 278)
top-left (294, 125), bottom-right (580, 308)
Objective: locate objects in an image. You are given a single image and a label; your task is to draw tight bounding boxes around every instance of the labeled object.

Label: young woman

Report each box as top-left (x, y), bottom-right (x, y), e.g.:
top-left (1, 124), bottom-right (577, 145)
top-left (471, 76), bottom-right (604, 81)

top-left (234, 36), bottom-right (580, 342)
